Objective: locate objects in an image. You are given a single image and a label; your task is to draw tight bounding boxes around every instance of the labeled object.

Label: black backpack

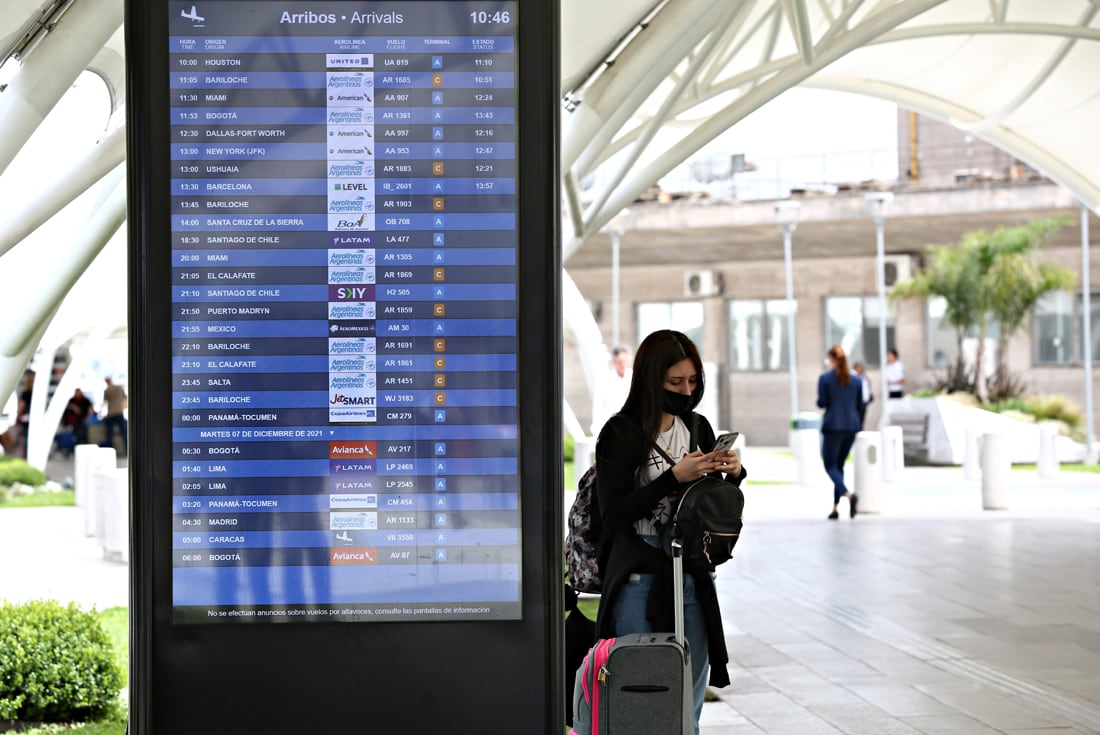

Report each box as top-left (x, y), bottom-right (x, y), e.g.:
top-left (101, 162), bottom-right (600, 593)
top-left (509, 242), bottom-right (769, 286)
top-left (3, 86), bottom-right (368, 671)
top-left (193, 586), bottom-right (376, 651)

top-left (656, 416), bottom-right (744, 568)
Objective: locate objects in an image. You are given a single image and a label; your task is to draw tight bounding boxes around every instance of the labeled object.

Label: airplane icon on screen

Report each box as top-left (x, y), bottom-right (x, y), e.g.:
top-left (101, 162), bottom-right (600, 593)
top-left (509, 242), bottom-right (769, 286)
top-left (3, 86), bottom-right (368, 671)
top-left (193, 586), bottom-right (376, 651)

top-left (336, 531), bottom-right (353, 544)
top-left (181, 6), bottom-right (204, 23)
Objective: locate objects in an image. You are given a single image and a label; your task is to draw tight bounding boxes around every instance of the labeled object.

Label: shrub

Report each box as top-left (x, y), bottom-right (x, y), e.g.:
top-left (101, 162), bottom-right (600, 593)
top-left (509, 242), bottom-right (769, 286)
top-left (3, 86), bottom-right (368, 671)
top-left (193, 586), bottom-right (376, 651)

top-left (1024, 393), bottom-right (1084, 431)
top-left (563, 433), bottom-right (575, 463)
top-left (0, 600), bottom-right (122, 723)
top-left (0, 457), bottom-right (46, 489)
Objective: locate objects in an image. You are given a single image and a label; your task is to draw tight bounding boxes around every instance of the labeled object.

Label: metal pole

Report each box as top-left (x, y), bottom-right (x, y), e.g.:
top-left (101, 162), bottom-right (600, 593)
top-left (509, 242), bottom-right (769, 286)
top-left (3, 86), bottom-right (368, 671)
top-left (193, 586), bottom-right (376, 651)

top-left (1082, 204), bottom-right (1095, 462)
top-left (611, 229), bottom-right (622, 347)
top-left (782, 225), bottom-right (798, 421)
top-left (875, 219), bottom-right (889, 429)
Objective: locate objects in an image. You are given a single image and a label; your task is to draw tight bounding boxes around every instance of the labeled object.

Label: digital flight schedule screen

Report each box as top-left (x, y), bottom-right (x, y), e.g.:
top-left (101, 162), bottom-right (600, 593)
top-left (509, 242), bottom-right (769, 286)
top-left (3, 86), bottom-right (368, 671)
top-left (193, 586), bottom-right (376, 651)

top-left (168, 1), bottom-right (521, 623)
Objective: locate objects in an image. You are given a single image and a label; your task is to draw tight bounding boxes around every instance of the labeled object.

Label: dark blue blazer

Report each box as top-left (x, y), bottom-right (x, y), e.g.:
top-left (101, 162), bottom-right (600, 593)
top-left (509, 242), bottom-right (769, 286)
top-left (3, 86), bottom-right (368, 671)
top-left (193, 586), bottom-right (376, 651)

top-left (816, 370), bottom-right (864, 433)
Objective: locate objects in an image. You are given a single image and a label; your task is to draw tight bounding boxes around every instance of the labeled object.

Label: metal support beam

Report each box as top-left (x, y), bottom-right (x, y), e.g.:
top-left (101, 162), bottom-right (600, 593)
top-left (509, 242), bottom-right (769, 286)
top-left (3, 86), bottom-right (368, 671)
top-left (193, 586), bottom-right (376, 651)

top-left (1082, 204), bottom-right (1096, 462)
top-left (0, 0), bottom-right (121, 179)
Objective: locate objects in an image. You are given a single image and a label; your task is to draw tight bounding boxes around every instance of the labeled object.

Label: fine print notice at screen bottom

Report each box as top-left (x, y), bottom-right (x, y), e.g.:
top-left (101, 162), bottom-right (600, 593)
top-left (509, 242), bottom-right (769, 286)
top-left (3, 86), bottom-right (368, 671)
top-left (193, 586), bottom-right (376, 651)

top-left (167, 1), bottom-right (521, 623)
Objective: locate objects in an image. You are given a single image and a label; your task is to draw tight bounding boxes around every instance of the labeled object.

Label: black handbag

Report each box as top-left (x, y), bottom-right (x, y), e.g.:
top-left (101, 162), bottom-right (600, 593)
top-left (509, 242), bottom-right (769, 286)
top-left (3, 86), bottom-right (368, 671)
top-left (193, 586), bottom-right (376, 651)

top-left (654, 416), bottom-right (744, 568)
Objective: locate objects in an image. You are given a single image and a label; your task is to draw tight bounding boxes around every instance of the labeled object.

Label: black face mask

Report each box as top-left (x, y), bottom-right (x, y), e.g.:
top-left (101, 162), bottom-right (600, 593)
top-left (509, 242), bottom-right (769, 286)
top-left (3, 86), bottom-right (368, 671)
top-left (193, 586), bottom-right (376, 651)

top-left (662, 389), bottom-right (693, 416)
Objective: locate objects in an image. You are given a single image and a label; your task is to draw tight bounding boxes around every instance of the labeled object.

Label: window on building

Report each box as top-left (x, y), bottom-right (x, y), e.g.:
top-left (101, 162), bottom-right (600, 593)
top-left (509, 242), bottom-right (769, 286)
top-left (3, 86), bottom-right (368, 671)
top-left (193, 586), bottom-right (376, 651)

top-left (636, 301), bottom-right (705, 349)
top-left (926, 297), bottom-right (956, 369)
top-left (1035, 291), bottom-right (1100, 364)
top-left (823, 297), bottom-right (895, 368)
top-left (728, 299), bottom-right (794, 371)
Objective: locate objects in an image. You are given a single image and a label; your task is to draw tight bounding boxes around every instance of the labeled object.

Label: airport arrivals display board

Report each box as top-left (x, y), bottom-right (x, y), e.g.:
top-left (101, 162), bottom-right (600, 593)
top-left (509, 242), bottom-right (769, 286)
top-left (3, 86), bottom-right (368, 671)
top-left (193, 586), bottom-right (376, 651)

top-left (127, 0), bottom-right (560, 731)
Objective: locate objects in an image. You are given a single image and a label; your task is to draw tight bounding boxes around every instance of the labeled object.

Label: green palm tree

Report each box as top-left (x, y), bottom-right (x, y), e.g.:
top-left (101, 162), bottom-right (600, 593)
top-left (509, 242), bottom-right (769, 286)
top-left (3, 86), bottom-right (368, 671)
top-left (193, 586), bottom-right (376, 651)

top-left (982, 218), bottom-right (1077, 399)
top-left (891, 216), bottom-right (1076, 402)
top-left (890, 241), bottom-right (981, 392)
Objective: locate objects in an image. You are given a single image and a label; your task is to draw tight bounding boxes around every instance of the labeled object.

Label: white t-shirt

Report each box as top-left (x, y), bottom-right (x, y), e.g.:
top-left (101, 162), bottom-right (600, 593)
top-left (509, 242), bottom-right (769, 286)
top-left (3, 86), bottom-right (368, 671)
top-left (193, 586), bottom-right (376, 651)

top-left (590, 367), bottom-right (633, 435)
top-left (634, 416), bottom-right (690, 537)
top-left (885, 361), bottom-right (905, 394)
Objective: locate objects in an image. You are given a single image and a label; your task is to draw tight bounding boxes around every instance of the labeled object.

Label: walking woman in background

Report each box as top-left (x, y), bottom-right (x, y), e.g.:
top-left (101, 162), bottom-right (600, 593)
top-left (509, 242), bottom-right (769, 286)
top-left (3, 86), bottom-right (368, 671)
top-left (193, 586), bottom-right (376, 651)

top-left (817, 345), bottom-right (864, 519)
top-left (595, 329), bottom-right (745, 733)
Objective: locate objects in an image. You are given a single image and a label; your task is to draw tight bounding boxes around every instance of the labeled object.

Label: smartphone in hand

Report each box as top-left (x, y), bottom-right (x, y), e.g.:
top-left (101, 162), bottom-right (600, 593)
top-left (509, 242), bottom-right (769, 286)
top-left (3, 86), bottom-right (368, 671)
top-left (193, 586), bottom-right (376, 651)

top-left (713, 432), bottom-right (739, 453)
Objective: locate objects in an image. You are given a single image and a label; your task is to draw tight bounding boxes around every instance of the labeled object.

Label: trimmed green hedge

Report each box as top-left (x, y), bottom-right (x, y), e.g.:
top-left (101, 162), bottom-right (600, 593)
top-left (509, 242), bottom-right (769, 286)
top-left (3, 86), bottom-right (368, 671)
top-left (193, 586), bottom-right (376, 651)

top-left (0, 457), bottom-right (46, 488)
top-left (0, 600), bottom-right (122, 723)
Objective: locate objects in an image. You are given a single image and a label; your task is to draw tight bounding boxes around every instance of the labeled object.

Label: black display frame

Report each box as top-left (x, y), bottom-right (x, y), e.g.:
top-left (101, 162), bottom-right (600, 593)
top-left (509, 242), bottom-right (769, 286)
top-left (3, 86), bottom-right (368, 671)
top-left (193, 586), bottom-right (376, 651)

top-left (126, 0), bottom-right (561, 731)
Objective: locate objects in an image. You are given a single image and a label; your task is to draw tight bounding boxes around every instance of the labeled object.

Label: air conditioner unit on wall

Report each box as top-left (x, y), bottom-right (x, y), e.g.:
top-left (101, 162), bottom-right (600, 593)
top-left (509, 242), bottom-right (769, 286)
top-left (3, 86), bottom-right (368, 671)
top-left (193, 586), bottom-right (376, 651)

top-left (883, 255), bottom-right (913, 287)
top-left (684, 270), bottom-right (724, 298)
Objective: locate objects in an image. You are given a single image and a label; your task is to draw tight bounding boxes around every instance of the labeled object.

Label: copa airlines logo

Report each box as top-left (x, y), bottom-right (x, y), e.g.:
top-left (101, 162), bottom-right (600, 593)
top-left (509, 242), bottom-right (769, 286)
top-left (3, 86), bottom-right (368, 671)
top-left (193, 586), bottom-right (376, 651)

top-left (328, 493), bottom-right (379, 508)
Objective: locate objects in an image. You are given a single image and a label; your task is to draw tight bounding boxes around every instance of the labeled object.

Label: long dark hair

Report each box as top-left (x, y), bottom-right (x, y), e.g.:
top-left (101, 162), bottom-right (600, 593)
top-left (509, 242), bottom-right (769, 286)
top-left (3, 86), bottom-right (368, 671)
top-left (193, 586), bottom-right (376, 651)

top-left (828, 344), bottom-right (851, 386)
top-left (620, 330), bottom-right (704, 439)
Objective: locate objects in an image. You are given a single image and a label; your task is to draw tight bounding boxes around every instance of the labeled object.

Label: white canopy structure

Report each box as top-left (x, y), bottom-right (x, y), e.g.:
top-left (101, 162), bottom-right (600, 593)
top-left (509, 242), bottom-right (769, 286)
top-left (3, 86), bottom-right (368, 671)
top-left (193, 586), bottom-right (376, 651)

top-left (1, 0), bottom-right (1098, 466)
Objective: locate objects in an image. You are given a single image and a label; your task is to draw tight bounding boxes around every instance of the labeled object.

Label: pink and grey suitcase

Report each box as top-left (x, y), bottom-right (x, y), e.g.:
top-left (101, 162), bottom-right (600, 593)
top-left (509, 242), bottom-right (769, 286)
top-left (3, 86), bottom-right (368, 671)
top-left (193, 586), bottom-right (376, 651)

top-left (569, 543), bottom-right (692, 735)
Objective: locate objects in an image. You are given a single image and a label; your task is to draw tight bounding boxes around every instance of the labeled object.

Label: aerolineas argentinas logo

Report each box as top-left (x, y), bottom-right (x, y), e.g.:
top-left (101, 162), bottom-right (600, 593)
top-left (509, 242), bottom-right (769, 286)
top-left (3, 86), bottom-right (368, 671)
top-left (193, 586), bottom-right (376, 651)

top-left (328, 337), bottom-right (375, 355)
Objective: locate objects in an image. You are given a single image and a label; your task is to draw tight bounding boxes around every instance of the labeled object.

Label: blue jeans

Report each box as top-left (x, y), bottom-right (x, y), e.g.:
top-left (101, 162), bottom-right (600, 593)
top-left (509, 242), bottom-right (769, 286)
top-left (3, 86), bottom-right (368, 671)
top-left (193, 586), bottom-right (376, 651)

top-left (610, 536), bottom-right (709, 734)
top-left (102, 414), bottom-right (127, 455)
top-left (821, 430), bottom-right (856, 503)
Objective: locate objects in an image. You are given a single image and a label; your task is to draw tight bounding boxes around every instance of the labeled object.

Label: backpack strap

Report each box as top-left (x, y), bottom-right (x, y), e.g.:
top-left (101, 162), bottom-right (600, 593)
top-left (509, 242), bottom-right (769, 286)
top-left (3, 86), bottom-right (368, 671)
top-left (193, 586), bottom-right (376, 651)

top-left (653, 412), bottom-right (699, 465)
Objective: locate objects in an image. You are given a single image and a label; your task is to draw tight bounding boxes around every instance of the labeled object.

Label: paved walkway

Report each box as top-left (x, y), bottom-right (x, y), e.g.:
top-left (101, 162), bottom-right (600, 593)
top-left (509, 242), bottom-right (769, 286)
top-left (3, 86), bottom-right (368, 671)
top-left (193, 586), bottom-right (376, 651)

top-left (1, 447), bottom-right (1098, 733)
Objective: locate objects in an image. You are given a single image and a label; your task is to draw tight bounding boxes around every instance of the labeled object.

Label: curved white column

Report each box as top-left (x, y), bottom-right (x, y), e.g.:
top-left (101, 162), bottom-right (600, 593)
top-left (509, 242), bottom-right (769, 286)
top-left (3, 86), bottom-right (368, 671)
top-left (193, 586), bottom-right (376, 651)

top-left (0, 0), bottom-right (121, 178)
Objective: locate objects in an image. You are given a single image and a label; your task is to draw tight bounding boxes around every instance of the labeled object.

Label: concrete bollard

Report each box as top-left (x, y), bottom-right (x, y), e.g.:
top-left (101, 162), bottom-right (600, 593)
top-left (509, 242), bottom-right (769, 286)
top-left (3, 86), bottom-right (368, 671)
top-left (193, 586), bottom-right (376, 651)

top-left (94, 466), bottom-right (128, 562)
top-left (74, 444), bottom-right (98, 508)
top-left (980, 432), bottom-right (1009, 510)
top-left (574, 436), bottom-right (596, 473)
top-left (963, 428), bottom-right (982, 481)
top-left (795, 428), bottom-right (821, 486)
top-left (881, 426), bottom-right (904, 483)
top-left (853, 431), bottom-right (882, 513)
top-left (80, 446), bottom-right (117, 537)
top-left (1037, 422), bottom-right (1060, 479)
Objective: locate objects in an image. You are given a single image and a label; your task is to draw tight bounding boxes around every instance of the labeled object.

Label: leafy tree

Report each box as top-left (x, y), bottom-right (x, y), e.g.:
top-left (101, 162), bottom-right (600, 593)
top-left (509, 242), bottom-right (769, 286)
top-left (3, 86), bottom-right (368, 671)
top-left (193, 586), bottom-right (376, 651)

top-left (890, 241), bottom-right (981, 392)
top-left (891, 216), bottom-right (1076, 402)
top-left (981, 218), bottom-right (1077, 398)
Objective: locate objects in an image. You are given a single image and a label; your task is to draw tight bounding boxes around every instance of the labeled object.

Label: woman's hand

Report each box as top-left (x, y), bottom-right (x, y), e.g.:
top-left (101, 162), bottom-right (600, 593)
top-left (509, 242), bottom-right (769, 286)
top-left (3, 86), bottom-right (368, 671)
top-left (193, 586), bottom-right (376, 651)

top-left (715, 448), bottom-right (741, 478)
top-left (671, 450), bottom-right (721, 483)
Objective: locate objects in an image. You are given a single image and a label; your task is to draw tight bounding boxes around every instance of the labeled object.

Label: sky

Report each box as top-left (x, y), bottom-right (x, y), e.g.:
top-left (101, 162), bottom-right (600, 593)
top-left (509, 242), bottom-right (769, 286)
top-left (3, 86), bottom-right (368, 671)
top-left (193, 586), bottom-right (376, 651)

top-left (659, 87), bottom-right (900, 199)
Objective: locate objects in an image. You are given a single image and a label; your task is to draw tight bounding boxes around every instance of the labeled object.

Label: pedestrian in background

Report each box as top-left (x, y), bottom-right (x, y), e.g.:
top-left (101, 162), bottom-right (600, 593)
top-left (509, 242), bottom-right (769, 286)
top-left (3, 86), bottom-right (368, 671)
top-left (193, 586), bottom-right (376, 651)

top-left (853, 361), bottom-right (873, 429)
top-left (817, 345), bottom-right (863, 519)
top-left (101, 377), bottom-right (128, 456)
top-left (590, 344), bottom-right (634, 435)
top-left (885, 348), bottom-right (906, 398)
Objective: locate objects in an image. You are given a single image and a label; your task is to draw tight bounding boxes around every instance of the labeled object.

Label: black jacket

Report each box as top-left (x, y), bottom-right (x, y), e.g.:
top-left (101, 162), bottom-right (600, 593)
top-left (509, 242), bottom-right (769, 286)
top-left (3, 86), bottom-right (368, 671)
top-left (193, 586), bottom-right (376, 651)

top-left (593, 409), bottom-right (745, 688)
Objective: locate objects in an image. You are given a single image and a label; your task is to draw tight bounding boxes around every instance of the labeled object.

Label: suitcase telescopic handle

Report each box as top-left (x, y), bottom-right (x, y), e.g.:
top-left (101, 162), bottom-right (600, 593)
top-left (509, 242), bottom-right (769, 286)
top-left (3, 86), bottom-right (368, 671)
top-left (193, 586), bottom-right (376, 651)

top-left (671, 539), bottom-right (685, 649)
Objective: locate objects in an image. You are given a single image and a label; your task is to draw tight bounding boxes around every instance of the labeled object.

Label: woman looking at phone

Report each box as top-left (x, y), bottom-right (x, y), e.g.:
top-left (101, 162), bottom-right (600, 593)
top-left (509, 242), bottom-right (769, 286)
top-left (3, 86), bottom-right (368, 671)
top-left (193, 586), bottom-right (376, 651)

top-left (594, 329), bottom-right (746, 732)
